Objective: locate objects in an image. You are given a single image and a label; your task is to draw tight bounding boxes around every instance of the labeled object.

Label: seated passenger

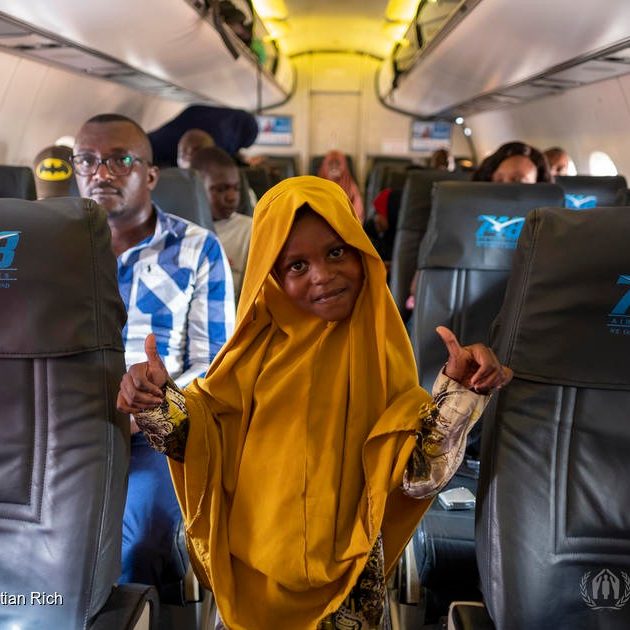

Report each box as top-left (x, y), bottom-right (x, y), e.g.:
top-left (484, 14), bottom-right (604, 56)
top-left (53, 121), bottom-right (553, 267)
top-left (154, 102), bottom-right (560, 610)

top-left (73, 113), bottom-right (235, 599)
top-left (363, 187), bottom-right (402, 265)
top-left (32, 144), bottom-right (74, 199)
top-left (191, 146), bottom-right (252, 301)
top-left (430, 148), bottom-right (453, 171)
top-left (117, 176), bottom-right (513, 630)
top-left (318, 150), bottom-right (365, 221)
top-left (473, 141), bottom-right (552, 183)
top-left (544, 146), bottom-right (571, 178)
top-left (177, 128), bottom-right (215, 169)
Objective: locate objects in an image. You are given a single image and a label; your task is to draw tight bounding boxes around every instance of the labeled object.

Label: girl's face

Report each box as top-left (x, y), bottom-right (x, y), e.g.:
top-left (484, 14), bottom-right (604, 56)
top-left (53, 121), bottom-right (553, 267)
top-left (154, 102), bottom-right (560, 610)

top-left (491, 155), bottom-right (538, 183)
top-left (274, 212), bottom-right (364, 321)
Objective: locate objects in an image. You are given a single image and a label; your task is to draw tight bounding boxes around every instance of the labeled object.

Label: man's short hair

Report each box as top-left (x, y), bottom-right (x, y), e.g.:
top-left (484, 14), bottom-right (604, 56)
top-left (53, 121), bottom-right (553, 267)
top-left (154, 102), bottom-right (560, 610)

top-left (190, 146), bottom-right (237, 172)
top-left (81, 113), bottom-right (153, 162)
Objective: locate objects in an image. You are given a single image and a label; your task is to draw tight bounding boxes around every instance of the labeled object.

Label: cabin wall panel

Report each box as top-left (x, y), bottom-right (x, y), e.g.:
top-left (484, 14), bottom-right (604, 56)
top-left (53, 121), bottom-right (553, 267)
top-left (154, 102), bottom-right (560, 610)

top-left (467, 73), bottom-right (630, 177)
top-left (250, 53), bottom-right (472, 186)
top-left (0, 50), bottom-right (186, 167)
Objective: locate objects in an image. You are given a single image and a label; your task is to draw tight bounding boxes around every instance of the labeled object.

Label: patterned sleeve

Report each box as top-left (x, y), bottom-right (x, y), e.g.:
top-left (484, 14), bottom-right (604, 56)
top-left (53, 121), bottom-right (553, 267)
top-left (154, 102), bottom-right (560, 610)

top-left (174, 232), bottom-right (236, 389)
top-left (402, 370), bottom-right (490, 499)
top-left (133, 379), bottom-right (190, 462)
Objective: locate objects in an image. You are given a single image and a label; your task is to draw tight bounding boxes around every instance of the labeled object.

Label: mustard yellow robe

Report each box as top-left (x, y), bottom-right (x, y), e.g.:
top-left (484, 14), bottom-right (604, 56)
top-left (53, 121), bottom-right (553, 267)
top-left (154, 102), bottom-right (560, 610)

top-left (168, 176), bottom-right (434, 629)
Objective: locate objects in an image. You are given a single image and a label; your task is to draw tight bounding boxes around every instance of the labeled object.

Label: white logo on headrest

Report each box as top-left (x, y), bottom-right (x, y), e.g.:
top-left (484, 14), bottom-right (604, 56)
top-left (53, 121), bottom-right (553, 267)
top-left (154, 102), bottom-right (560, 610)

top-left (580, 569), bottom-right (630, 610)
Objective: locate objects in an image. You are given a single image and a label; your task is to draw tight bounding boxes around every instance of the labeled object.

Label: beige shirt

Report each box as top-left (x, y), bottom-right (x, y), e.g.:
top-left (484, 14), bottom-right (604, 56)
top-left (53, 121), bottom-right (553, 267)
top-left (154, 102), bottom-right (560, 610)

top-left (214, 212), bottom-right (252, 302)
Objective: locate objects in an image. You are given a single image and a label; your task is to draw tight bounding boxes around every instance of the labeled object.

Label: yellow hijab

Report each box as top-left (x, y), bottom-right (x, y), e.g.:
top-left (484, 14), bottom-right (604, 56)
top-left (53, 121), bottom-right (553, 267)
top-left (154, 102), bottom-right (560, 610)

top-left (169, 176), bottom-right (433, 629)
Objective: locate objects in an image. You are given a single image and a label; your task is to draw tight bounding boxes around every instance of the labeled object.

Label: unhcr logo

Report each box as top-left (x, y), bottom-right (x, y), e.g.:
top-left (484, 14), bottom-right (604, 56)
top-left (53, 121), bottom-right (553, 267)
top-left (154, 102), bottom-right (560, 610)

top-left (580, 569), bottom-right (630, 610)
top-left (608, 275), bottom-right (630, 336)
top-left (565, 193), bottom-right (598, 210)
top-left (476, 215), bottom-right (525, 250)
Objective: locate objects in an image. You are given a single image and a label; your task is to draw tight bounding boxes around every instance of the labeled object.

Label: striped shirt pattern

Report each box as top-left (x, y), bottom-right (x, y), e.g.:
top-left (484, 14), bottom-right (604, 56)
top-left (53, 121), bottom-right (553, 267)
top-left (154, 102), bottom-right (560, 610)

top-left (117, 207), bottom-right (235, 388)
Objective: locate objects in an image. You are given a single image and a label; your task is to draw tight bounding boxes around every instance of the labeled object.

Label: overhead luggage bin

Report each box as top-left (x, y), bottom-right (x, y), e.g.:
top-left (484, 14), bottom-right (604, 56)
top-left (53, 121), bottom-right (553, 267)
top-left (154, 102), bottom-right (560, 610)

top-left (378, 0), bottom-right (630, 118)
top-left (0, 0), bottom-right (294, 111)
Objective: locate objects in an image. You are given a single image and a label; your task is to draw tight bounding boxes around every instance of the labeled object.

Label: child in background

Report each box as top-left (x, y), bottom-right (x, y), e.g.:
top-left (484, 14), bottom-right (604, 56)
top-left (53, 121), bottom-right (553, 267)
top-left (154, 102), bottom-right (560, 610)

top-left (191, 146), bottom-right (252, 302)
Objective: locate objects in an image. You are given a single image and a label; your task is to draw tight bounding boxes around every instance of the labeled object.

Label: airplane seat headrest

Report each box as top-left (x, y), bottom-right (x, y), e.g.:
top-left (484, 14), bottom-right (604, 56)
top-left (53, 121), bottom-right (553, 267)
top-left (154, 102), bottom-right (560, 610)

top-left (493, 206), bottom-right (630, 389)
top-left (477, 206), bottom-right (630, 630)
top-left (388, 169), bottom-right (470, 313)
top-left (32, 145), bottom-right (74, 199)
top-left (152, 167), bottom-right (214, 231)
top-left (0, 197), bottom-right (129, 628)
top-left (0, 165), bottom-right (37, 200)
top-left (417, 182), bottom-right (565, 270)
top-left (556, 174), bottom-right (628, 208)
top-left (0, 197), bottom-right (126, 356)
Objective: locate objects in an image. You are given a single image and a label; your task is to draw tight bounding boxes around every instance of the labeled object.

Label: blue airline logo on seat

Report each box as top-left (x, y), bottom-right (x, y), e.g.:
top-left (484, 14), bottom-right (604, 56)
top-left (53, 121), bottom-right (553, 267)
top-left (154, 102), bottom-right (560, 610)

top-left (0, 231), bottom-right (20, 288)
top-left (608, 274), bottom-right (630, 335)
top-left (565, 193), bottom-right (598, 210)
top-left (476, 215), bottom-right (525, 249)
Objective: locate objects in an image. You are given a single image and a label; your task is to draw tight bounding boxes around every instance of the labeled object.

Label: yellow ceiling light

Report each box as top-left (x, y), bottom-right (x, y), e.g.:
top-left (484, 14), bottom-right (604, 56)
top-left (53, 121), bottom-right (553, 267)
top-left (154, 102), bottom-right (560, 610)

top-left (251, 0), bottom-right (288, 21)
top-left (385, 0), bottom-right (419, 23)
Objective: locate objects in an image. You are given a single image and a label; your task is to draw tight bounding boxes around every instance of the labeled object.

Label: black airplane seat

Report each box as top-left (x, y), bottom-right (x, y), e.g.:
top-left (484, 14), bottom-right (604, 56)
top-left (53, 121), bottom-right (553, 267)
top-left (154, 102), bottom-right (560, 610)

top-left (401, 181), bottom-right (565, 624)
top-left (410, 181), bottom-right (565, 391)
top-left (152, 167), bottom-right (215, 232)
top-left (389, 169), bottom-right (469, 317)
top-left (448, 206), bottom-right (630, 630)
top-left (0, 197), bottom-right (158, 629)
top-left (0, 165), bottom-right (37, 199)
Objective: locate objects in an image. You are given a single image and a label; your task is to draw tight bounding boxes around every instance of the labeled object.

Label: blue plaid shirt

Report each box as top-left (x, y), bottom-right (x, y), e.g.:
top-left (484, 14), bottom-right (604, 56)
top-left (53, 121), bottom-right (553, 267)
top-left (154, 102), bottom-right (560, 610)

top-left (117, 207), bottom-right (235, 388)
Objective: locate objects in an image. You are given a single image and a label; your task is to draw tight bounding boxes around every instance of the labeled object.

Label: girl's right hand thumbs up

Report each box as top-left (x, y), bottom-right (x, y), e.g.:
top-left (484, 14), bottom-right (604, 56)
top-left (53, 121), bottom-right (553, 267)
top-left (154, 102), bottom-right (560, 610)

top-left (117, 333), bottom-right (170, 414)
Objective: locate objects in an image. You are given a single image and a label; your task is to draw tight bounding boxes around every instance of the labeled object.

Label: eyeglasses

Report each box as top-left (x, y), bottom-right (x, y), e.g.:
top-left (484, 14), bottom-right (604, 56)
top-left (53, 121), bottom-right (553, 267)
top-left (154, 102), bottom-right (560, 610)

top-left (71, 153), bottom-right (150, 177)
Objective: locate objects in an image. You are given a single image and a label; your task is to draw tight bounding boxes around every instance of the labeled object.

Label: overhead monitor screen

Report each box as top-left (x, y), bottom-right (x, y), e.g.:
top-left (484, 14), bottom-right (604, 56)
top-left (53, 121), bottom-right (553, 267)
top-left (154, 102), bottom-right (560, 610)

top-left (256, 115), bottom-right (293, 146)
top-left (410, 120), bottom-right (452, 153)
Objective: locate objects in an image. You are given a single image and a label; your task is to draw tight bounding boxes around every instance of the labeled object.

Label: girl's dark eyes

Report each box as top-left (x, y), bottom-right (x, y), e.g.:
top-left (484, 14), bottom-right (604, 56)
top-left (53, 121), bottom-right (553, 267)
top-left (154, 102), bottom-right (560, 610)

top-left (284, 246), bottom-right (346, 273)
top-left (289, 261), bottom-right (306, 272)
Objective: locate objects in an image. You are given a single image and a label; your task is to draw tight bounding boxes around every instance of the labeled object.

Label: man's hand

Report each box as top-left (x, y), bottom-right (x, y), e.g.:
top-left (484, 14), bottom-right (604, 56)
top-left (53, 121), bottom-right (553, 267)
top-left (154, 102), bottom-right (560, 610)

top-left (436, 326), bottom-right (513, 394)
top-left (117, 334), bottom-right (170, 414)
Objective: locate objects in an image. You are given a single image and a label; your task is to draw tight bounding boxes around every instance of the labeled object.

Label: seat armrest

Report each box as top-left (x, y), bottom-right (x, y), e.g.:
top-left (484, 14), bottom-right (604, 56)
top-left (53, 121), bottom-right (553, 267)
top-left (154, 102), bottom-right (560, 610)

top-left (90, 584), bottom-right (159, 630)
top-left (448, 601), bottom-right (495, 630)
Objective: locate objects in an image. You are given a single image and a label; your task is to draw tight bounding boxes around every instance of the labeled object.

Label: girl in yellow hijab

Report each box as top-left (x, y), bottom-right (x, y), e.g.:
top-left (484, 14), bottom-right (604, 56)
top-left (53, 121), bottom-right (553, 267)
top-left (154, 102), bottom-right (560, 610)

top-left (118, 176), bottom-right (511, 630)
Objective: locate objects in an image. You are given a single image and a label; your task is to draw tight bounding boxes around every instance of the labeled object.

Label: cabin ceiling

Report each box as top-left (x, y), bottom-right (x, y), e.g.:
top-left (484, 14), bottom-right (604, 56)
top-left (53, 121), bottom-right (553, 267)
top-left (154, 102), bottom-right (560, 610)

top-left (253, 0), bottom-right (418, 58)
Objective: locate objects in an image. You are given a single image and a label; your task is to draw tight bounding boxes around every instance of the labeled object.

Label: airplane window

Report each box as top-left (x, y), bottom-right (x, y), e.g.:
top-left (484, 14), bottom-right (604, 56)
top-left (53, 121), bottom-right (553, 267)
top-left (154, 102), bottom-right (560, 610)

top-left (566, 158), bottom-right (577, 176)
top-left (589, 150), bottom-right (617, 176)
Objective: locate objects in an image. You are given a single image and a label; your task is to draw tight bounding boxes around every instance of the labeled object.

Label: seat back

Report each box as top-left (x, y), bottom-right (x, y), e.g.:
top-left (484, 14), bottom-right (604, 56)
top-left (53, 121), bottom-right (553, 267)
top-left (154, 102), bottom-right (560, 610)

top-left (242, 166), bottom-right (272, 201)
top-left (364, 163), bottom-right (411, 219)
top-left (410, 182), bottom-right (564, 390)
top-left (0, 165), bottom-right (37, 199)
top-left (477, 207), bottom-right (630, 630)
top-left (260, 155), bottom-right (298, 183)
top-left (238, 169), bottom-right (254, 216)
top-left (556, 174), bottom-right (627, 208)
top-left (152, 167), bottom-right (214, 231)
top-left (32, 145), bottom-right (74, 199)
top-left (389, 169), bottom-right (469, 314)
top-left (0, 198), bottom-right (129, 628)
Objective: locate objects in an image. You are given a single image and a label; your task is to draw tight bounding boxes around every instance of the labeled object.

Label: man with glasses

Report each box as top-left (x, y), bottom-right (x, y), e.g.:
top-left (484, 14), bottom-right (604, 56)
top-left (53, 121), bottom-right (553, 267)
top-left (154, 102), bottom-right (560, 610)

top-left (73, 113), bottom-right (235, 600)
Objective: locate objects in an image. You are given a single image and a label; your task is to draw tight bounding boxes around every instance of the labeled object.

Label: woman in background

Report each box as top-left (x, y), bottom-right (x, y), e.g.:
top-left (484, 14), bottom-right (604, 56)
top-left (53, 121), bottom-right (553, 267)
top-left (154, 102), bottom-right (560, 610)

top-left (318, 150), bottom-right (365, 221)
top-left (473, 141), bottom-right (551, 183)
